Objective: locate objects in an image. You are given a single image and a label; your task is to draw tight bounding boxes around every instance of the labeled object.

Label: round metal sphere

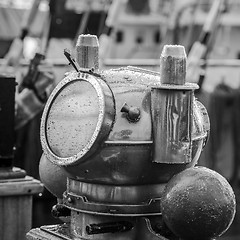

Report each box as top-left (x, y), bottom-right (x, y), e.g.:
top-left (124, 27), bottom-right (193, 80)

top-left (161, 166), bottom-right (236, 240)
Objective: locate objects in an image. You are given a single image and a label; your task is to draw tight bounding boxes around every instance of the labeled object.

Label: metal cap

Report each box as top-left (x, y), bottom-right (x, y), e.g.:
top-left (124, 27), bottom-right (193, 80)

top-left (76, 34), bottom-right (99, 71)
top-left (160, 45), bottom-right (187, 85)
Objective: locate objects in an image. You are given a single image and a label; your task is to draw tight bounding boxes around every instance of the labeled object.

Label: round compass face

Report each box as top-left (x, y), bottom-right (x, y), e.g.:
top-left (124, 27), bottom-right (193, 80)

top-left (41, 72), bottom-right (115, 166)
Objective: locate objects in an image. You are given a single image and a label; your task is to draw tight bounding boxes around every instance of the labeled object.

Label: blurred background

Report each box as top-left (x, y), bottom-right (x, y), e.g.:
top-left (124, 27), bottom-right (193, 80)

top-left (0, 0), bottom-right (240, 239)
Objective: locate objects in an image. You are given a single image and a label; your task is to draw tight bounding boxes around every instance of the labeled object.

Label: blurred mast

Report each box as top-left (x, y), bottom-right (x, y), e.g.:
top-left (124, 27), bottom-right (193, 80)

top-left (1, 0), bottom-right (42, 69)
top-left (186, 0), bottom-right (223, 86)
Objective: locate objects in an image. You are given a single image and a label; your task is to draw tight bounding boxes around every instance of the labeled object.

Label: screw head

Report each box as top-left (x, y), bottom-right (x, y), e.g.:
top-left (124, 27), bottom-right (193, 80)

top-left (67, 197), bottom-right (73, 204)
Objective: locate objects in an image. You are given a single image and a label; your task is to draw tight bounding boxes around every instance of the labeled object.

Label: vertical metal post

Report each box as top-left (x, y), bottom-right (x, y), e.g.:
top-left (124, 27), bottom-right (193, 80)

top-left (151, 45), bottom-right (194, 163)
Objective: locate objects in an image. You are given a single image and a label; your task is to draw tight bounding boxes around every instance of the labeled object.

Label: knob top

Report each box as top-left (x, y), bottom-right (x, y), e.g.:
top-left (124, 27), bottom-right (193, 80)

top-left (76, 34), bottom-right (99, 47)
top-left (75, 34), bottom-right (99, 71)
top-left (160, 45), bottom-right (186, 85)
top-left (161, 45), bottom-right (186, 58)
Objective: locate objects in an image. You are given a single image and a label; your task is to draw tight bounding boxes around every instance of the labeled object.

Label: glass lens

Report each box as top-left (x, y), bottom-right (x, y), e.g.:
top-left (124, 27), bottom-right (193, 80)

top-left (46, 80), bottom-right (99, 158)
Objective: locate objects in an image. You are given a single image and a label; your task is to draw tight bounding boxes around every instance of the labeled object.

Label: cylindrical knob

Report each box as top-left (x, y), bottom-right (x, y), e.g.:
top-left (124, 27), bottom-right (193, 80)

top-left (120, 102), bottom-right (141, 122)
top-left (160, 45), bottom-right (186, 85)
top-left (76, 34), bottom-right (99, 71)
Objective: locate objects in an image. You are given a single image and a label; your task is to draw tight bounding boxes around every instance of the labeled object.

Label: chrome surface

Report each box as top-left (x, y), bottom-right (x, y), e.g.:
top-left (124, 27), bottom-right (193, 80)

top-left (67, 179), bottom-right (165, 205)
top-left (151, 89), bottom-right (193, 164)
top-left (38, 41), bottom-right (214, 240)
top-left (69, 213), bottom-right (165, 240)
top-left (41, 66), bottom-right (209, 183)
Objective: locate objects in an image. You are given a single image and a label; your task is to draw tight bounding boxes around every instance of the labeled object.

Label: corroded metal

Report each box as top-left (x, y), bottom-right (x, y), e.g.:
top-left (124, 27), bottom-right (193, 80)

top-left (34, 35), bottom-right (235, 240)
top-left (161, 167), bottom-right (236, 240)
top-left (63, 179), bottom-right (164, 216)
top-left (40, 65), bottom-right (206, 182)
top-left (151, 45), bottom-right (195, 164)
top-left (159, 45), bottom-right (186, 85)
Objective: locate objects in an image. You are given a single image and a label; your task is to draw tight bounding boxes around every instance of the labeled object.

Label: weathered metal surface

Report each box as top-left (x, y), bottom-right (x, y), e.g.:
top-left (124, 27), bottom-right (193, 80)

top-left (151, 89), bottom-right (193, 164)
top-left (159, 45), bottom-right (186, 85)
top-left (39, 154), bottom-right (70, 199)
top-left (76, 34), bottom-right (99, 71)
top-left (27, 225), bottom-right (71, 240)
top-left (35, 36), bottom-right (235, 240)
top-left (161, 167), bottom-right (236, 240)
top-left (151, 45), bottom-right (194, 164)
top-left (40, 65), bottom-right (207, 185)
top-left (67, 179), bottom-right (165, 205)
top-left (27, 219), bottom-right (169, 240)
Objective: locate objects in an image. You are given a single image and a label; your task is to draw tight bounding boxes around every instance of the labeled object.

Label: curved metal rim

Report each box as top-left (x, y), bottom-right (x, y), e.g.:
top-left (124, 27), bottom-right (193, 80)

top-left (41, 71), bottom-right (113, 166)
top-left (63, 192), bottom-right (162, 217)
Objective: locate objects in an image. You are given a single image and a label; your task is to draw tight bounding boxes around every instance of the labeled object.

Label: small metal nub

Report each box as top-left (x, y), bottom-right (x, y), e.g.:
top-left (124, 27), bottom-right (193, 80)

top-left (160, 45), bottom-right (186, 85)
top-left (76, 34), bottom-right (99, 71)
top-left (120, 103), bottom-right (141, 122)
